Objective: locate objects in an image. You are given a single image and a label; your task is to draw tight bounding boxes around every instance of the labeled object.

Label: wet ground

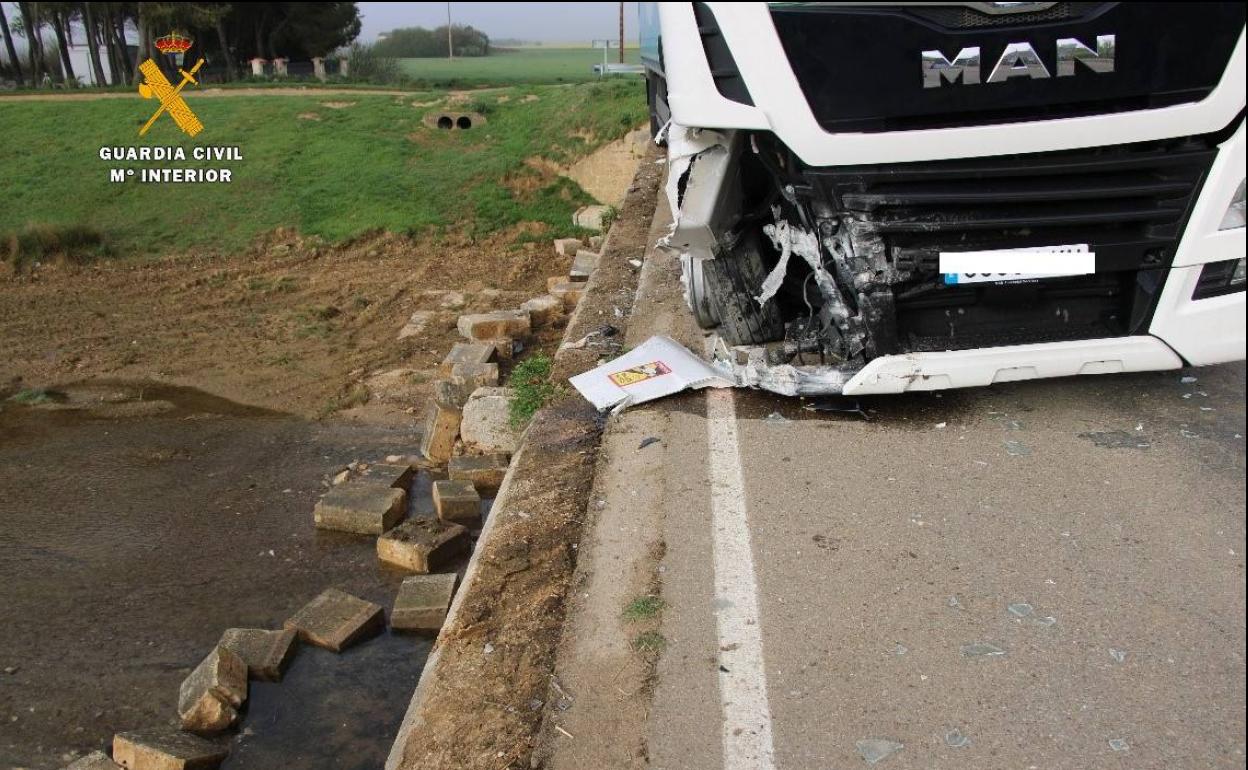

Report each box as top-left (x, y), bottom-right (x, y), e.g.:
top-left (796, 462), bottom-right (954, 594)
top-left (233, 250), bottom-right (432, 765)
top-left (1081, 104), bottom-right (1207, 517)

top-left (0, 382), bottom-right (436, 770)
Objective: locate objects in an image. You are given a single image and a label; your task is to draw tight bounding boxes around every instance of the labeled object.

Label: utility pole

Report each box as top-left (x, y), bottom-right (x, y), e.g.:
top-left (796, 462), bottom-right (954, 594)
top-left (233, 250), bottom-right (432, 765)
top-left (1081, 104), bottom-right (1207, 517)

top-left (446, 2), bottom-right (453, 61)
top-left (618, 1), bottom-right (624, 63)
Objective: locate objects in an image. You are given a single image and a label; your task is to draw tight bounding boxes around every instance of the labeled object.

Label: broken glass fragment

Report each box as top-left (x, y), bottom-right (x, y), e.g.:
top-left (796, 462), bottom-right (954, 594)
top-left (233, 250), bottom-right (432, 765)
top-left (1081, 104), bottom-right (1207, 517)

top-left (961, 642), bottom-right (1006, 658)
top-left (1108, 739), bottom-right (1129, 752)
top-left (1005, 440), bottom-right (1032, 457)
top-left (945, 729), bottom-right (971, 748)
top-left (1007, 602), bottom-right (1034, 618)
top-left (856, 738), bottom-right (904, 765)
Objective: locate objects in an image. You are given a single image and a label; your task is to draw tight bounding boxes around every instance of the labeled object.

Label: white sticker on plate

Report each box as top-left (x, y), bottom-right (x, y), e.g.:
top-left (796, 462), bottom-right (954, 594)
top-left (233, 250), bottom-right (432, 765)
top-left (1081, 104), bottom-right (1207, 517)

top-left (940, 244), bottom-right (1094, 285)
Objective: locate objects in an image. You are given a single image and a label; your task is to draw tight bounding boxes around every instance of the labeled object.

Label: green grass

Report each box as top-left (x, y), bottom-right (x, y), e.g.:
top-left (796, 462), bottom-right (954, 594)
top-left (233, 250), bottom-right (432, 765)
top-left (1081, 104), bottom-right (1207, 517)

top-left (507, 353), bottom-right (557, 428)
top-left (7, 387), bottom-right (65, 405)
top-left (399, 47), bottom-right (642, 86)
top-left (0, 79), bottom-right (646, 260)
top-left (3, 223), bottom-right (112, 271)
top-left (623, 595), bottom-right (665, 622)
top-left (631, 631), bottom-right (667, 655)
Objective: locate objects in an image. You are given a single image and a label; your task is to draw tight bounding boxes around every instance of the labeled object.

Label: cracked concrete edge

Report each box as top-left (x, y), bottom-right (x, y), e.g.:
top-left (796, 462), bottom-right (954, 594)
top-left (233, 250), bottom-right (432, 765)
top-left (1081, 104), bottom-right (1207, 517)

top-left (384, 147), bottom-right (664, 770)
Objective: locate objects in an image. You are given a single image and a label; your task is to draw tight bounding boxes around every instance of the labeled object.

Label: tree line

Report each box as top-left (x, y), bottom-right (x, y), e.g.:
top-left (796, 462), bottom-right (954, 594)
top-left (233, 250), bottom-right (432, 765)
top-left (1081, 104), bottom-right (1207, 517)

top-left (372, 24), bottom-right (490, 58)
top-left (0, 2), bottom-right (361, 88)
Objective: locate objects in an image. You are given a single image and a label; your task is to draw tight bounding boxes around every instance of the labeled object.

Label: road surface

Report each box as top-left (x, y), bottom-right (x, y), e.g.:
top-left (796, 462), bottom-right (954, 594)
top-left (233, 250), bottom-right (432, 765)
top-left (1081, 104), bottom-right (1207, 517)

top-left (544, 198), bottom-right (1246, 770)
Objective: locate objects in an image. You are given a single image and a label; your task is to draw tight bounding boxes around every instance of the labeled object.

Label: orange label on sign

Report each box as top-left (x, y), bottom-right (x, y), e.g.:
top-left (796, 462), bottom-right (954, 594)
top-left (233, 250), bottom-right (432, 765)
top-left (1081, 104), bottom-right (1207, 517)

top-left (608, 361), bottom-right (672, 387)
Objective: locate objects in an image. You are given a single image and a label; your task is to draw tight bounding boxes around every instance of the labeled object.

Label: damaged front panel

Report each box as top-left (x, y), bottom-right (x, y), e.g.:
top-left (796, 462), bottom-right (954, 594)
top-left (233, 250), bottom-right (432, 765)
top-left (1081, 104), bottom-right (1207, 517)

top-left (663, 123), bottom-right (1220, 396)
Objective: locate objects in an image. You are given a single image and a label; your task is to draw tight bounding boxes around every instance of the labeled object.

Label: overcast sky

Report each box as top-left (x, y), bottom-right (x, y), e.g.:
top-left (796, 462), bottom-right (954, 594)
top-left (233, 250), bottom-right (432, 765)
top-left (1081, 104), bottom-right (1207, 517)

top-left (357, 2), bottom-right (640, 44)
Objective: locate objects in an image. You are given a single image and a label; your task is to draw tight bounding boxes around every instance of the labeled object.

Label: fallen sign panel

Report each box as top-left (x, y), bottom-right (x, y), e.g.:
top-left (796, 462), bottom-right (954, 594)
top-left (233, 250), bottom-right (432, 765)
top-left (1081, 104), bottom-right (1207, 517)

top-left (569, 335), bottom-right (732, 411)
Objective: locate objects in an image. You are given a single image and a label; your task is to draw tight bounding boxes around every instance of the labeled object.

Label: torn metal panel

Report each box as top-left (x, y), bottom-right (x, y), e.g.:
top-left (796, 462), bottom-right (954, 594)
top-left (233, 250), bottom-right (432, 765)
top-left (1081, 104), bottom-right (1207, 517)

top-left (709, 337), bottom-right (857, 397)
top-left (660, 123), bottom-right (736, 257)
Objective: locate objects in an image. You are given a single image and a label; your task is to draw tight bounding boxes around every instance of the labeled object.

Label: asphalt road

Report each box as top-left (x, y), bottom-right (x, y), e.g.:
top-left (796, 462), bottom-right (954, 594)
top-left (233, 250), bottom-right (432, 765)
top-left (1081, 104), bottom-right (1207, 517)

top-left (547, 198), bottom-right (1247, 770)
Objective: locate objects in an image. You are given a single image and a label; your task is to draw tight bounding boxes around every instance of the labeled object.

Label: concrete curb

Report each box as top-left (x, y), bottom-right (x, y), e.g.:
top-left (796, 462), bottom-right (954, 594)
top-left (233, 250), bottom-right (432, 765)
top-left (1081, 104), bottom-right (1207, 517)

top-left (385, 148), bottom-right (663, 770)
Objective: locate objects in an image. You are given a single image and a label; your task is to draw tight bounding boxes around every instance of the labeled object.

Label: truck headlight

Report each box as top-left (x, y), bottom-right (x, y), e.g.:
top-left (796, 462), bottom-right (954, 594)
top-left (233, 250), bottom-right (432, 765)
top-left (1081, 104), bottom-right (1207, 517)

top-left (1220, 179), bottom-right (1245, 230)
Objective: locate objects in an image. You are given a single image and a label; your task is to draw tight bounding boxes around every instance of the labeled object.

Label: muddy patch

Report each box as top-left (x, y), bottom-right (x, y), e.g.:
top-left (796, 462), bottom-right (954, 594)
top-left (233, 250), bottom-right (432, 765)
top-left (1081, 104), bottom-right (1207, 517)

top-left (0, 384), bottom-right (427, 770)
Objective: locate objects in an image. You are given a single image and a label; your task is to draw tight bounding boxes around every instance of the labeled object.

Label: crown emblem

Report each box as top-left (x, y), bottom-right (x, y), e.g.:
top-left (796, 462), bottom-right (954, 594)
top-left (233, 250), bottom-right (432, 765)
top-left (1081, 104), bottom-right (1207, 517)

top-left (155, 32), bottom-right (193, 55)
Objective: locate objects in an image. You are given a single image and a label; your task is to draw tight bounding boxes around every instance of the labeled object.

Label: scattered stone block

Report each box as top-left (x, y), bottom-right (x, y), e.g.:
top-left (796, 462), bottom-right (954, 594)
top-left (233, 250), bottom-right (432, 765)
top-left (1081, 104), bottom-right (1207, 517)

top-left (377, 518), bottom-right (470, 573)
top-left (461, 387), bottom-right (520, 453)
top-left (432, 378), bottom-right (475, 409)
top-left (547, 275), bottom-right (569, 294)
top-left (392, 574), bottom-right (458, 633)
top-left (449, 361), bottom-right (499, 389)
top-left (313, 484), bottom-right (406, 535)
top-left (549, 282), bottom-right (585, 310)
top-left (569, 250), bottom-right (600, 281)
top-left (283, 588), bottom-right (385, 652)
top-left (112, 728), bottom-right (227, 770)
top-left (398, 310), bottom-right (436, 339)
top-left (64, 751), bottom-right (122, 770)
top-left (420, 400), bottom-right (462, 463)
top-left (438, 342), bottom-right (495, 376)
top-left (456, 310), bottom-right (531, 342)
top-left (218, 628), bottom-right (297, 682)
top-left (573, 204), bottom-right (610, 231)
top-left (521, 295), bottom-right (563, 328)
top-left (355, 462), bottom-right (414, 490)
top-left (553, 237), bottom-right (583, 257)
top-left (488, 338), bottom-right (517, 361)
top-left (589, 234), bottom-right (604, 250)
top-left (432, 479), bottom-right (481, 528)
top-left (448, 453), bottom-right (510, 497)
top-left (177, 646), bottom-right (247, 734)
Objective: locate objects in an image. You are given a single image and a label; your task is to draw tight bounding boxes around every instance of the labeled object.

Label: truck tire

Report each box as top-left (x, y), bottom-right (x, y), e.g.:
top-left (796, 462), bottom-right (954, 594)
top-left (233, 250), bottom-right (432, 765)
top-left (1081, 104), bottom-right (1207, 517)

top-left (703, 232), bottom-right (785, 346)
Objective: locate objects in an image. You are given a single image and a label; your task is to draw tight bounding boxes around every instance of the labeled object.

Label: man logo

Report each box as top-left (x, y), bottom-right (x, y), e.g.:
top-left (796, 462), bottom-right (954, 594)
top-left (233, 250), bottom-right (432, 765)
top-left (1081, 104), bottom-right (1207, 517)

top-left (922, 35), bottom-right (1115, 88)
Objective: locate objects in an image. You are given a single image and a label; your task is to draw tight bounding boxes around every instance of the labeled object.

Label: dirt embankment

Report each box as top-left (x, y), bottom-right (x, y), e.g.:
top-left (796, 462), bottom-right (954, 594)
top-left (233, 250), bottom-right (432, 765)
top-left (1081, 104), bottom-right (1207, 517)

top-left (0, 226), bottom-right (568, 420)
top-left (389, 149), bottom-right (664, 770)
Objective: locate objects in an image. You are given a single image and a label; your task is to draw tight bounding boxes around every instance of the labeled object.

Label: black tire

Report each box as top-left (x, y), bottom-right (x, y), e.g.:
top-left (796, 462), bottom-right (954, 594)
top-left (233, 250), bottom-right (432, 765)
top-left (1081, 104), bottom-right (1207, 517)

top-left (703, 232), bottom-right (785, 346)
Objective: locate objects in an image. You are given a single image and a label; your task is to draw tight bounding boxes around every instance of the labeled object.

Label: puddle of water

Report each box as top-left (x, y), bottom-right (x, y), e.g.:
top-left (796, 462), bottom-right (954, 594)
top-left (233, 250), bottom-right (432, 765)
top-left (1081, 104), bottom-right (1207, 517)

top-left (0, 382), bottom-right (432, 770)
top-left (226, 634), bottom-right (429, 770)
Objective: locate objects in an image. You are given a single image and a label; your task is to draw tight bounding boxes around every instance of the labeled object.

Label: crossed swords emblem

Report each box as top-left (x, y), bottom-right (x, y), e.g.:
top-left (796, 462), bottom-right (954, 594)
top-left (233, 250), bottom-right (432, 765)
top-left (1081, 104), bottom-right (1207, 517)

top-left (138, 57), bottom-right (206, 137)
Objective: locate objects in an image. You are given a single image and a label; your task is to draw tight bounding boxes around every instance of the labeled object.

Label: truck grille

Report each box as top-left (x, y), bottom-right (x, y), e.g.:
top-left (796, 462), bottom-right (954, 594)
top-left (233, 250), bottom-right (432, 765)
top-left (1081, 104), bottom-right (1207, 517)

top-left (806, 132), bottom-right (1223, 275)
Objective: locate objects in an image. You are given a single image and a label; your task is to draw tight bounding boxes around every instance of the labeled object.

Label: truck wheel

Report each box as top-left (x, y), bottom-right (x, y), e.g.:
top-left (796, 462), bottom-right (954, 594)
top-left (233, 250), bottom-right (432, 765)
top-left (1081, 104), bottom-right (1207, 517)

top-left (702, 232), bottom-right (785, 345)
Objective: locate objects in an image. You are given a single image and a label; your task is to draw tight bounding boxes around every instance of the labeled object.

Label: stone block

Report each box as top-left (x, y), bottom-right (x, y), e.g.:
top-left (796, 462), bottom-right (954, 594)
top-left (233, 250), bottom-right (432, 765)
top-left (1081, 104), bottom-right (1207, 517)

top-left (397, 310), bottom-right (436, 339)
top-left (438, 343), bottom-right (495, 376)
top-left (547, 275), bottom-right (569, 294)
top-left (112, 728), bottom-right (227, 770)
top-left (569, 250), bottom-right (600, 282)
top-left (313, 484), bottom-right (406, 535)
top-left (548, 282), bottom-right (585, 311)
top-left (376, 518), bottom-right (470, 573)
top-left (217, 628), bottom-right (297, 682)
top-left (432, 378), bottom-right (475, 409)
top-left (64, 751), bottom-right (122, 770)
top-left (456, 310), bottom-right (531, 342)
top-left (553, 237), bottom-right (583, 257)
top-left (355, 462), bottom-right (414, 490)
top-left (432, 479), bottom-right (481, 528)
top-left (521, 295), bottom-right (563, 329)
top-left (283, 588), bottom-right (384, 653)
top-left (448, 453), bottom-right (510, 497)
top-left (460, 387), bottom-right (520, 453)
top-left (392, 574), bottom-right (458, 633)
top-left (589, 235), bottom-right (604, 250)
top-left (488, 338), bottom-right (517, 361)
top-left (573, 204), bottom-right (610, 231)
top-left (177, 646), bottom-right (247, 734)
top-left (449, 361), bottom-right (499, 389)
top-left (419, 400), bottom-right (462, 463)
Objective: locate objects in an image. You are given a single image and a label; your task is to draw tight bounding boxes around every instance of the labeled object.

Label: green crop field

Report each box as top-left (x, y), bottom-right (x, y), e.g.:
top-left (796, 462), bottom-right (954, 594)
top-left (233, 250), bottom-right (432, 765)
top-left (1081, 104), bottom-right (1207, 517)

top-left (0, 79), bottom-right (646, 263)
top-left (398, 47), bottom-right (643, 86)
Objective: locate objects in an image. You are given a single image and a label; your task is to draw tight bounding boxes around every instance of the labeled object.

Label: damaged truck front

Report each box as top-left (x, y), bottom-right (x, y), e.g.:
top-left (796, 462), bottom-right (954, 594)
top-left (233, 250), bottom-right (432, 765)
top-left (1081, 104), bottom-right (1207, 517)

top-left (640, 2), bottom-right (1247, 395)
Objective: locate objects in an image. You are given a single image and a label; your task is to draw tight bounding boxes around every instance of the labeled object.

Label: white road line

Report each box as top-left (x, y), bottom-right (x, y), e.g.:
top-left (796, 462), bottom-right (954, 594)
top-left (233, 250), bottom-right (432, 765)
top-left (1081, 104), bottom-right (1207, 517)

top-left (706, 388), bottom-right (776, 770)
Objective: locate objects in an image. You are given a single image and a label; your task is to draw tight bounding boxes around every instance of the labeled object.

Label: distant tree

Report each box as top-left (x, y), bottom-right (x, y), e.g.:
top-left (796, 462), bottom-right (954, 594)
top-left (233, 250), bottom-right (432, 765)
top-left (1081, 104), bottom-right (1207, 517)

top-left (0, 3), bottom-right (24, 86)
top-left (81, 2), bottom-right (107, 85)
top-left (373, 24), bottom-right (489, 58)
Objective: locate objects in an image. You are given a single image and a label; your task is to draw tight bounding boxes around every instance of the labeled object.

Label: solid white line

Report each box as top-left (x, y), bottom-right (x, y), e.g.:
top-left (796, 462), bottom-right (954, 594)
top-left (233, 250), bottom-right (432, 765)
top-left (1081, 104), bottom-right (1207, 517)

top-left (706, 388), bottom-right (776, 770)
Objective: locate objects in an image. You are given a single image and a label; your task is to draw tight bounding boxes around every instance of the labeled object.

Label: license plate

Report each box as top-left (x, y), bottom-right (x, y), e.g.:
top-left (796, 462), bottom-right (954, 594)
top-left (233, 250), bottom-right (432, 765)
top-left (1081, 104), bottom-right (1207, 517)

top-left (941, 244), bottom-right (1093, 285)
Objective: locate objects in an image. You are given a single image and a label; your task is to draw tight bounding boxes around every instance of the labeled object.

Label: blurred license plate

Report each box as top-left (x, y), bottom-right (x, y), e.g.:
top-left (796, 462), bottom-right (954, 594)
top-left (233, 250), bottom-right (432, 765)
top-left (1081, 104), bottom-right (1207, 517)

top-left (941, 244), bottom-right (1093, 285)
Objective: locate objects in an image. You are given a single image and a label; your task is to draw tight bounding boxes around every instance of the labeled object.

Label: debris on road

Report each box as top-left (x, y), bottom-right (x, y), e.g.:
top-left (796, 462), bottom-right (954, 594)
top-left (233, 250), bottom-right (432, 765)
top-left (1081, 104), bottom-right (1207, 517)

top-left (856, 738), bottom-right (904, 765)
top-left (217, 628), bottom-right (297, 682)
top-left (944, 729), bottom-right (972, 748)
top-left (112, 728), bottom-right (227, 770)
top-left (283, 588), bottom-right (384, 653)
top-left (1079, 430), bottom-right (1152, 449)
top-left (177, 646), bottom-right (248, 734)
top-left (376, 518), bottom-right (470, 573)
top-left (313, 484), bottom-right (406, 535)
top-left (961, 642), bottom-right (1007, 658)
top-left (803, 397), bottom-right (871, 420)
top-left (638, 437), bottom-right (661, 449)
top-left (569, 335), bottom-right (732, 411)
top-left (392, 574), bottom-right (458, 633)
top-left (63, 750), bottom-right (121, 770)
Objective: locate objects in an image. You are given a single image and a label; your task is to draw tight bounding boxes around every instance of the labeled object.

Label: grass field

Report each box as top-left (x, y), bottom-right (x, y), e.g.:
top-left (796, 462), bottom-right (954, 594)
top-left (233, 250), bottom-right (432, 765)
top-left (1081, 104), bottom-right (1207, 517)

top-left (0, 79), bottom-right (646, 261)
top-left (398, 47), bottom-right (643, 86)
